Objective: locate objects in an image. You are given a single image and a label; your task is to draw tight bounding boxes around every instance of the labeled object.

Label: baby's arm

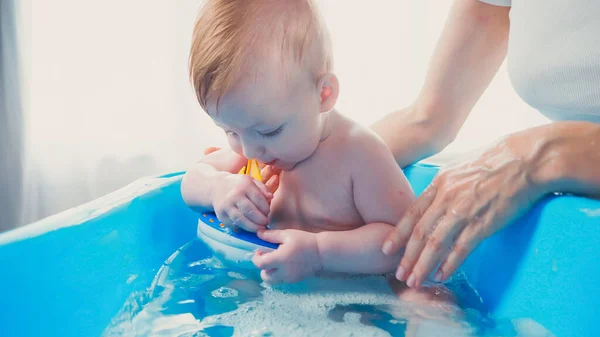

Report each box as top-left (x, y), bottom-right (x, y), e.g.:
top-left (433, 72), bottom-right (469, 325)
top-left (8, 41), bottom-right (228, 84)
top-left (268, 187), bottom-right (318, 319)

top-left (317, 133), bottom-right (416, 274)
top-left (180, 148), bottom-right (248, 210)
top-left (317, 223), bottom-right (406, 274)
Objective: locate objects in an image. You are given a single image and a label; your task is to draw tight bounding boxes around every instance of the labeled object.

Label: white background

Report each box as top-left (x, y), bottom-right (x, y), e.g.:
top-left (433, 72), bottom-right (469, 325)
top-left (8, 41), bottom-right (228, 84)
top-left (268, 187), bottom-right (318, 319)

top-left (15, 0), bottom-right (549, 224)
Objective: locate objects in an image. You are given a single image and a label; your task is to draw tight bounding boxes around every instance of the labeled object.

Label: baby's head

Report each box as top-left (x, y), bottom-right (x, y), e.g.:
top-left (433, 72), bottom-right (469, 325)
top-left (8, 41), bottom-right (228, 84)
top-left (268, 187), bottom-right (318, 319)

top-left (190, 0), bottom-right (338, 170)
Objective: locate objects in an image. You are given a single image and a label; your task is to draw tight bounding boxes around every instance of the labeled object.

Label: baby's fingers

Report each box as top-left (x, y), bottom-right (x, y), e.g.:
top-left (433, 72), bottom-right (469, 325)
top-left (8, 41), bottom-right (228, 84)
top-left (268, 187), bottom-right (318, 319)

top-left (247, 183), bottom-right (272, 215)
top-left (226, 207), bottom-right (263, 232)
top-left (252, 179), bottom-right (273, 199)
top-left (203, 146), bottom-right (221, 155)
top-left (265, 174), bottom-right (280, 195)
top-left (261, 165), bottom-right (281, 183)
top-left (260, 268), bottom-right (281, 284)
top-left (236, 199), bottom-right (269, 226)
top-left (252, 249), bottom-right (283, 270)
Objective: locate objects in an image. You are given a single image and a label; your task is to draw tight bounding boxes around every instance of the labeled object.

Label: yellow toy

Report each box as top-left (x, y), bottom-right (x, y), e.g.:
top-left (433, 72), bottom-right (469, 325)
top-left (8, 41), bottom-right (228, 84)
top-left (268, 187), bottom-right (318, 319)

top-left (237, 159), bottom-right (262, 182)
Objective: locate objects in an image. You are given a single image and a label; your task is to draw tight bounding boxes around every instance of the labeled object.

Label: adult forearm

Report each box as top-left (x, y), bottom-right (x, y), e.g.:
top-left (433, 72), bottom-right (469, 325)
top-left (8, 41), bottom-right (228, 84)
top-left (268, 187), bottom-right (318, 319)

top-left (525, 121), bottom-right (600, 198)
top-left (371, 105), bottom-right (445, 168)
top-left (373, 0), bottom-right (510, 167)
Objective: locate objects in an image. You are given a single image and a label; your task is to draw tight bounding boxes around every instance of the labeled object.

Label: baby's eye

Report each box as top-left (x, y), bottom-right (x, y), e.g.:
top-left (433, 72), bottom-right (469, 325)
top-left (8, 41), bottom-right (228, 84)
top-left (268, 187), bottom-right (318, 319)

top-left (258, 126), bottom-right (284, 138)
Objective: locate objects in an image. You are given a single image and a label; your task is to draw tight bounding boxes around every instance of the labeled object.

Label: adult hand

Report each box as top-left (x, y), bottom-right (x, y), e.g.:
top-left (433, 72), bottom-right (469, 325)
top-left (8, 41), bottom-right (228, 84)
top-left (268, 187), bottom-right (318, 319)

top-left (382, 131), bottom-right (551, 288)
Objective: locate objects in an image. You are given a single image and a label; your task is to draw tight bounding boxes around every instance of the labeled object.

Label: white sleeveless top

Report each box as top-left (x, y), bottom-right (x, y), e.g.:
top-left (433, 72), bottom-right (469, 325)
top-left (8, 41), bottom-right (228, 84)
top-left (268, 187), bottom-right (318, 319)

top-left (480, 0), bottom-right (600, 122)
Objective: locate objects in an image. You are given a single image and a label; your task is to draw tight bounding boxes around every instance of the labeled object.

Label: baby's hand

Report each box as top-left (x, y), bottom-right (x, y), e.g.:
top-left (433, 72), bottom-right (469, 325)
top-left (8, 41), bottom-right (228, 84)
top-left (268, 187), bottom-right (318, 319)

top-left (260, 164), bottom-right (281, 195)
top-left (211, 174), bottom-right (273, 232)
top-left (252, 229), bottom-right (322, 284)
top-left (203, 146), bottom-right (281, 195)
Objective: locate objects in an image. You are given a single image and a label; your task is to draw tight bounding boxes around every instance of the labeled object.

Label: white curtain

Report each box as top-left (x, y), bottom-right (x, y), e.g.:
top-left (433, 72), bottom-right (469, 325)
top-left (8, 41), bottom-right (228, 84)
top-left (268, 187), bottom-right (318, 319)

top-left (12, 0), bottom-right (549, 228)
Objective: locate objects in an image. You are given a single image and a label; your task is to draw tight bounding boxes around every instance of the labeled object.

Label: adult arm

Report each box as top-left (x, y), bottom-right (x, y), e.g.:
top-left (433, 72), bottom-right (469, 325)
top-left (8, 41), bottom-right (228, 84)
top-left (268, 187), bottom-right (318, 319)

top-left (371, 0), bottom-right (510, 168)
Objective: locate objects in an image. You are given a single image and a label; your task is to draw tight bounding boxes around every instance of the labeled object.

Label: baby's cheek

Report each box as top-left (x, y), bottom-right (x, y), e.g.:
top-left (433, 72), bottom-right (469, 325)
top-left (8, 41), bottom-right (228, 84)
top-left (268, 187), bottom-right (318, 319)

top-left (266, 139), bottom-right (291, 158)
top-left (228, 138), bottom-right (243, 156)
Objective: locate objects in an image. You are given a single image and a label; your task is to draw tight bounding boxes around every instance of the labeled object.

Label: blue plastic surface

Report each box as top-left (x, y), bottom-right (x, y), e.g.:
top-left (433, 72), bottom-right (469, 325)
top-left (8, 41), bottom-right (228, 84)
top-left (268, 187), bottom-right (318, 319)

top-left (0, 163), bottom-right (598, 337)
top-left (198, 211), bottom-right (279, 249)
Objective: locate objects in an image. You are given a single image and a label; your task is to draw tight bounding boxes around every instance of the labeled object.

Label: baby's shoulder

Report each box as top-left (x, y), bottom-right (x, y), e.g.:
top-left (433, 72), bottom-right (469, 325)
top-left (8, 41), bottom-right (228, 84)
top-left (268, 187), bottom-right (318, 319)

top-left (333, 115), bottom-right (390, 160)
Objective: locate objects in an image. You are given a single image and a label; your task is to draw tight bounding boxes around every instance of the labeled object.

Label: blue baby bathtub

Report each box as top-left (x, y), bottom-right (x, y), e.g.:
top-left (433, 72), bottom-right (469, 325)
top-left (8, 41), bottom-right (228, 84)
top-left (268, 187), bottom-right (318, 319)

top-left (0, 163), bottom-right (598, 337)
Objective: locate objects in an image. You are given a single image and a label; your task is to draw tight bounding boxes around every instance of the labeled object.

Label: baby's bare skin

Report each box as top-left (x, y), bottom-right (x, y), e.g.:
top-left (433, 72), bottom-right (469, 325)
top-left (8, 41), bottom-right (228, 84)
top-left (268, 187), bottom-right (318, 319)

top-left (268, 111), bottom-right (413, 233)
top-left (180, 38), bottom-right (420, 281)
top-left (183, 0), bottom-right (459, 323)
top-left (183, 107), bottom-right (416, 282)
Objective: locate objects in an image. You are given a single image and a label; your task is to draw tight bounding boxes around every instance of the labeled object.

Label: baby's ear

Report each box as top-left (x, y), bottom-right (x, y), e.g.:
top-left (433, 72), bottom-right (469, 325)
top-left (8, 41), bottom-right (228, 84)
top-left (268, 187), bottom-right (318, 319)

top-left (318, 73), bottom-right (339, 113)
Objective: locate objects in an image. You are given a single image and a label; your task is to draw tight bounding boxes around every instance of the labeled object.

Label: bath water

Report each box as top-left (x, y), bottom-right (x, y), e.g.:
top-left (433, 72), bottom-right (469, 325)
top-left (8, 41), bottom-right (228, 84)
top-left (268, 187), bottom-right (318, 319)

top-left (102, 239), bottom-right (553, 337)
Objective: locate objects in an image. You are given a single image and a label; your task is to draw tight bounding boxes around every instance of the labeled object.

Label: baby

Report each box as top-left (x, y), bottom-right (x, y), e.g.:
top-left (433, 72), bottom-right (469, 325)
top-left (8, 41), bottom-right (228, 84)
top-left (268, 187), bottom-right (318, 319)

top-left (181, 0), bottom-right (416, 284)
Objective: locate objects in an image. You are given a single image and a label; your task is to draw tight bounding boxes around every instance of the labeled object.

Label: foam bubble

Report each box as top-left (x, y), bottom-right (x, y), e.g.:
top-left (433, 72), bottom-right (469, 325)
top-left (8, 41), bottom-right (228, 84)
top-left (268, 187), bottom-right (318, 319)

top-left (228, 271), bottom-right (246, 280)
top-left (211, 287), bottom-right (239, 299)
top-left (195, 274), bottom-right (473, 337)
top-left (103, 239), bottom-right (553, 337)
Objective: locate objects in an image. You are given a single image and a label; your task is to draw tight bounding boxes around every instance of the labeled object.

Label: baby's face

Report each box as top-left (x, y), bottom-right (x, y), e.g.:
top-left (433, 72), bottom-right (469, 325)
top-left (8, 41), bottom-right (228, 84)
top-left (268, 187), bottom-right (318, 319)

top-left (207, 67), bottom-right (326, 171)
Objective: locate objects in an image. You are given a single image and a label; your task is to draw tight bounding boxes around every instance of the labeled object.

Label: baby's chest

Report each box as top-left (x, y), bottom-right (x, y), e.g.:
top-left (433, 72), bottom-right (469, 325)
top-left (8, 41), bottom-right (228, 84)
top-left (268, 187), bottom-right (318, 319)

top-left (268, 170), bottom-right (364, 232)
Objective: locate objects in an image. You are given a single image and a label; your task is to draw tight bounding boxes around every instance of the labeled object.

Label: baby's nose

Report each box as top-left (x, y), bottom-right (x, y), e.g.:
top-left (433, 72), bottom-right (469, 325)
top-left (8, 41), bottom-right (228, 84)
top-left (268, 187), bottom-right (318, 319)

top-left (242, 144), bottom-right (265, 160)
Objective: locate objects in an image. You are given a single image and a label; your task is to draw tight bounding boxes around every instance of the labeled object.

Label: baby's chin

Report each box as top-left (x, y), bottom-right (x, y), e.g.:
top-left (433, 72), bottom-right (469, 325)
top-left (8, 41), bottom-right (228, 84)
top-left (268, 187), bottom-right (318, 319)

top-left (263, 157), bottom-right (299, 171)
top-left (272, 160), bottom-right (296, 171)
top-left (277, 155), bottom-right (315, 171)
top-left (269, 143), bottom-right (323, 171)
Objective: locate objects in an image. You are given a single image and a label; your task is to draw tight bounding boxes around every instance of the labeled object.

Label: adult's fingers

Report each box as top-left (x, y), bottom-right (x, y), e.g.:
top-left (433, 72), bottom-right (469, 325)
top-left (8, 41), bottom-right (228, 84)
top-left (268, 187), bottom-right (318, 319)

top-left (437, 226), bottom-right (484, 282)
top-left (383, 184), bottom-right (439, 257)
top-left (397, 202), bottom-right (447, 284)
top-left (409, 215), bottom-right (467, 287)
